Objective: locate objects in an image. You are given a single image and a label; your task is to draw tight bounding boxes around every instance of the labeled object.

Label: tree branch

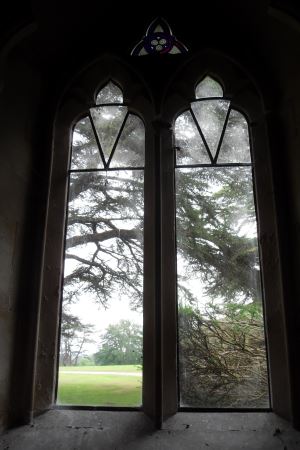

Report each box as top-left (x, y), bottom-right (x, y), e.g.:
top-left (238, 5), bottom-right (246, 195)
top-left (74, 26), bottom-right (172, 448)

top-left (66, 228), bottom-right (142, 249)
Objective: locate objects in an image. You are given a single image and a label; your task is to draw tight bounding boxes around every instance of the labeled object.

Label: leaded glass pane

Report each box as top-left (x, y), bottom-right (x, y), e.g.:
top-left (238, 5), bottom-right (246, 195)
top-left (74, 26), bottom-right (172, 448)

top-left (90, 106), bottom-right (127, 164)
top-left (169, 46), bottom-right (181, 54)
top-left (138, 48), bottom-right (147, 56)
top-left (217, 110), bottom-right (251, 163)
top-left (196, 76), bottom-right (223, 99)
top-left (154, 25), bottom-right (164, 33)
top-left (96, 81), bottom-right (123, 105)
top-left (57, 170), bottom-right (144, 407)
top-left (110, 114), bottom-right (145, 168)
top-left (191, 100), bottom-right (230, 158)
top-left (71, 117), bottom-right (103, 170)
top-left (176, 167), bottom-right (269, 408)
top-left (175, 111), bottom-right (210, 165)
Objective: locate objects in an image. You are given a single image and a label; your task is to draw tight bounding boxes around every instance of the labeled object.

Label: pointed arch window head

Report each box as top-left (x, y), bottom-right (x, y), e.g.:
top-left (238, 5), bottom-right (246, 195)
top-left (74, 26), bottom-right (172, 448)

top-left (96, 81), bottom-right (123, 105)
top-left (196, 76), bottom-right (224, 99)
top-left (131, 18), bottom-right (188, 56)
top-left (175, 76), bottom-right (251, 165)
top-left (70, 82), bottom-right (145, 170)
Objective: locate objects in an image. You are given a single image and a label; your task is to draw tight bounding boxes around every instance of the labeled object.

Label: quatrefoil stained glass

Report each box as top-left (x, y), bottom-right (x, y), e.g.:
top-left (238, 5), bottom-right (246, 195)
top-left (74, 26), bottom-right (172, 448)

top-left (131, 18), bottom-right (188, 56)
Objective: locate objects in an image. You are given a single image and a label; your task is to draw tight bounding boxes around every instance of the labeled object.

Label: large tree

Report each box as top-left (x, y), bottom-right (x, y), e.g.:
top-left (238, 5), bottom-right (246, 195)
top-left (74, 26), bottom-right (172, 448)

top-left (175, 167), bottom-right (268, 407)
top-left (60, 309), bottom-right (95, 366)
top-left (64, 114), bottom-right (144, 310)
top-left (94, 320), bottom-right (142, 365)
top-left (61, 112), bottom-right (268, 406)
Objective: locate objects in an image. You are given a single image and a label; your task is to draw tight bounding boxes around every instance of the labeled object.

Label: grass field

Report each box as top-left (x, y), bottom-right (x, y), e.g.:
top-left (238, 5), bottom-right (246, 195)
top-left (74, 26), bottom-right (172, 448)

top-left (57, 365), bottom-right (142, 406)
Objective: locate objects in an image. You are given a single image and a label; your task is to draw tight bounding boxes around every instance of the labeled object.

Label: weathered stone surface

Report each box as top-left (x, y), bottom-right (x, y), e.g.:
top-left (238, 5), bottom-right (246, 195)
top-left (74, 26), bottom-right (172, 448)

top-left (1, 411), bottom-right (300, 450)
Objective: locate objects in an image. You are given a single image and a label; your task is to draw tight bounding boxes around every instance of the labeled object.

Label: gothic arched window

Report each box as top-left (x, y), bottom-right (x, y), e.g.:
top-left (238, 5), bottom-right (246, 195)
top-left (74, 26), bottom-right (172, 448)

top-left (175, 76), bottom-right (269, 408)
top-left (57, 82), bottom-right (145, 406)
top-left (36, 23), bottom-right (290, 427)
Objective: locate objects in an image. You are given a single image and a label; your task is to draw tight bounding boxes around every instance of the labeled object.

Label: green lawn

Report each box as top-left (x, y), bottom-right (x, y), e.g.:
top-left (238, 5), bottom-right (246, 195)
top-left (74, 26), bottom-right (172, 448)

top-left (57, 365), bottom-right (142, 406)
top-left (59, 365), bottom-right (141, 373)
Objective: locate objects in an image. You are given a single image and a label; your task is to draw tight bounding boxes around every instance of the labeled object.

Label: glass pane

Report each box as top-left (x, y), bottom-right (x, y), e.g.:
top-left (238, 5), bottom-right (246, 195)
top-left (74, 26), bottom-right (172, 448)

top-left (175, 111), bottom-right (210, 165)
top-left (90, 106), bottom-right (127, 164)
top-left (96, 81), bottom-right (123, 104)
top-left (138, 48), bottom-right (148, 56)
top-left (176, 167), bottom-right (269, 408)
top-left (57, 170), bottom-right (144, 407)
top-left (110, 114), bottom-right (145, 168)
top-left (195, 76), bottom-right (223, 99)
top-left (217, 110), bottom-right (251, 163)
top-left (70, 117), bottom-right (103, 170)
top-left (169, 46), bottom-right (181, 54)
top-left (191, 100), bottom-right (230, 158)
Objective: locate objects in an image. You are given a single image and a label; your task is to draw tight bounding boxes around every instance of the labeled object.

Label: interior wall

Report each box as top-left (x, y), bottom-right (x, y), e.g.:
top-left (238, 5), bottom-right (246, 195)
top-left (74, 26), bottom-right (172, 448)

top-left (0, 33), bottom-right (42, 431)
top-left (266, 8), bottom-right (300, 429)
top-left (1, 2), bottom-right (300, 432)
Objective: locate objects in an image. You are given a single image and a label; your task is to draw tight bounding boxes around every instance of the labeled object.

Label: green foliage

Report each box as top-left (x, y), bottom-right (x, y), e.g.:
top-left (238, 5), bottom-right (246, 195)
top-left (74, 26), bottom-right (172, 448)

top-left (78, 355), bottom-right (95, 366)
top-left (176, 167), bottom-right (261, 303)
top-left (178, 303), bottom-right (268, 407)
top-left (94, 320), bottom-right (142, 365)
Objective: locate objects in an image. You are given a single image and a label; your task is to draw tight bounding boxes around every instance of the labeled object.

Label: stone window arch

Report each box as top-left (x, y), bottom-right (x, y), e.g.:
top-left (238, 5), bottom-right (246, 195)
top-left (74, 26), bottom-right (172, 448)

top-left (35, 51), bottom-right (291, 425)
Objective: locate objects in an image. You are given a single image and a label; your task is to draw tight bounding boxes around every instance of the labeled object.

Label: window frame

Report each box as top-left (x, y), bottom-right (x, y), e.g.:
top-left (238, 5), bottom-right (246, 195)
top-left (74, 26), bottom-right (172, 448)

top-left (173, 88), bottom-right (271, 412)
top-left (34, 53), bottom-right (292, 424)
top-left (160, 56), bottom-right (291, 420)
